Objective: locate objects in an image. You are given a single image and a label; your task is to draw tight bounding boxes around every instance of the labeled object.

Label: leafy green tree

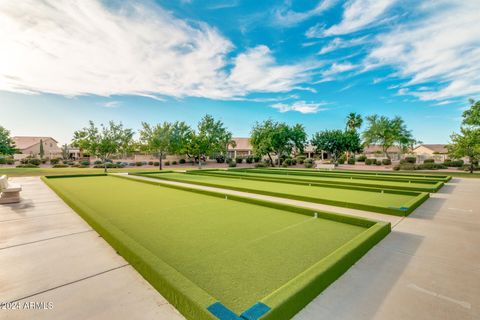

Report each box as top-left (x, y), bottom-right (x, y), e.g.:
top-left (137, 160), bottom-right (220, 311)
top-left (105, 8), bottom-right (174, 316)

top-left (362, 115), bottom-right (415, 158)
top-left (462, 99), bottom-right (480, 127)
top-left (311, 130), bottom-right (361, 165)
top-left (448, 128), bottom-right (480, 173)
top-left (39, 139), bottom-right (45, 159)
top-left (169, 121), bottom-right (193, 156)
top-left (139, 122), bottom-right (172, 170)
top-left (345, 112), bottom-right (363, 131)
top-left (72, 121), bottom-right (132, 172)
top-left (0, 126), bottom-right (16, 156)
top-left (250, 120), bottom-right (307, 166)
top-left (187, 115), bottom-right (233, 169)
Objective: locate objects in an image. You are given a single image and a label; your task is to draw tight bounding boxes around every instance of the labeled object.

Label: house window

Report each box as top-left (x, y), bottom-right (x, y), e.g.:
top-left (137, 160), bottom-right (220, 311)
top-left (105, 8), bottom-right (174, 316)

top-left (50, 143), bottom-right (53, 147)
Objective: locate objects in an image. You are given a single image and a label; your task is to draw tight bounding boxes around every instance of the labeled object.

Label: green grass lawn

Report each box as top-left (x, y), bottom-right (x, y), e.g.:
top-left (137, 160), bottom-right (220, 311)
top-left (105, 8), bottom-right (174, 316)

top-left (0, 167), bottom-right (186, 177)
top-left (43, 175), bottom-right (389, 320)
top-left (139, 172), bottom-right (428, 215)
top-left (242, 168), bottom-right (450, 182)
top-left (193, 169), bottom-right (443, 192)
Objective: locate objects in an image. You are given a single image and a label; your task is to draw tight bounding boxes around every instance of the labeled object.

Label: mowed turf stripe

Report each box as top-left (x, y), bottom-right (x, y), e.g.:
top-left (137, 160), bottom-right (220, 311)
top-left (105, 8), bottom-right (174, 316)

top-left (188, 169), bottom-right (443, 192)
top-left (138, 172), bottom-right (428, 215)
top-left (42, 175), bottom-right (384, 320)
top-left (246, 168), bottom-right (451, 182)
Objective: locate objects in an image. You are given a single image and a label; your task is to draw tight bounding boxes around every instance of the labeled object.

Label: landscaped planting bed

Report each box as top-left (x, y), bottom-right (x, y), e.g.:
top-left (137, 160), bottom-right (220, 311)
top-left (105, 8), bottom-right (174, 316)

top-left (136, 172), bottom-right (429, 216)
top-left (189, 169), bottom-right (444, 193)
top-left (43, 174), bottom-right (390, 320)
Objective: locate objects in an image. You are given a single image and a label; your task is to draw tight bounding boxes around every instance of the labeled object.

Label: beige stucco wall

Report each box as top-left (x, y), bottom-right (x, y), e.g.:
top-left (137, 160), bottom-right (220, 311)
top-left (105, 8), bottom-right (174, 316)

top-left (20, 138), bottom-right (62, 157)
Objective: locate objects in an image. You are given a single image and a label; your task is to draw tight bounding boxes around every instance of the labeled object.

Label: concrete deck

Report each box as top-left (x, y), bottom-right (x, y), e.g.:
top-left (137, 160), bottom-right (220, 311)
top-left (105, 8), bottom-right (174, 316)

top-left (1, 175), bottom-right (479, 319)
top-left (0, 176), bottom-right (183, 320)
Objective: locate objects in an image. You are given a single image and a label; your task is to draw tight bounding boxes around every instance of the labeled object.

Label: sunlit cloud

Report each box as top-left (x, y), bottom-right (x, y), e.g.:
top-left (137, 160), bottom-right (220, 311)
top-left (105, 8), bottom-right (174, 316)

top-left (0, 1), bottom-right (315, 100)
top-left (365, 1), bottom-right (480, 101)
top-left (306, 0), bottom-right (395, 37)
top-left (271, 100), bottom-right (330, 114)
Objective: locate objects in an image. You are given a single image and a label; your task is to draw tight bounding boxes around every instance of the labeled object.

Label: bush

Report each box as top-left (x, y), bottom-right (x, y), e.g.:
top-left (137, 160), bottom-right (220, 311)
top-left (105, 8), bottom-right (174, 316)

top-left (393, 165), bottom-right (400, 171)
top-left (245, 156), bottom-right (254, 164)
top-left (375, 161), bottom-right (382, 166)
top-left (228, 161), bottom-right (237, 167)
top-left (423, 159), bottom-right (435, 164)
top-left (80, 160), bottom-right (90, 166)
top-left (255, 162), bottom-right (267, 168)
top-left (148, 161), bottom-right (154, 165)
top-left (94, 160), bottom-right (103, 165)
top-left (290, 158), bottom-right (297, 165)
top-left (235, 157), bottom-right (243, 164)
top-left (404, 156), bottom-right (417, 164)
top-left (304, 158), bottom-right (314, 168)
top-left (153, 161), bottom-right (160, 166)
top-left (356, 155), bottom-right (367, 162)
top-left (337, 158), bottom-right (345, 165)
top-left (400, 163), bottom-right (416, 170)
top-left (253, 155), bottom-right (261, 163)
top-left (135, 161), bottom-right (143, 166)
top-left (28, 158), bottom-right (42, 166)
top-left (172, 161), bottom-right (177, 165)
top-left (52, 164), bottom-right (69, 168)
top-left (282, 162), bottom-right (289, 167)
top-left (365, 158), bottom-right (374, 165)
top-left (444, 159), bottom-right (464, 167)
top-left (179, 159), bottom-right (186, 164)
top-left (50, 158), bottom-right (60, 165)
top-left (128, 162), bottom-right (136, 166)
top-left (164, 161), bottom-right (170, 166)
top-left (16, 164), bottom-right (39, 168)
top-left (296, 156), bottom-right (306, 164)
top-left (0, 158), bottom-right (6, 165)
top-left (347, 157), bottom-right (355, 165)
top-left (284, 158), bottom-right (292, 166)
top-left (382, 158), bottom-right (392, 165)
top-left (215, 155), bottom-right (225, 163)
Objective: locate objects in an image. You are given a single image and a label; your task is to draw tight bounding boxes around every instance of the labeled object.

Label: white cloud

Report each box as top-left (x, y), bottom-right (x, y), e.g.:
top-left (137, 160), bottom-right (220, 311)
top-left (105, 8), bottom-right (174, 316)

top-left (226, 46), bottom-right (318, 96)
top-left (318, 36), bottom-right (368, 54)
top-left (101, 101), bottom-right (121, 108)
top-left (0, 1), bottom-right (315, 100)
top-left (307, 0), bottom-right (395, 37)
top-left (271, 100), bottom-right (329, 113)
top-left (273, 0), bottom-right (337, 27)
top-left (322, 62), bottom-right (357, 77)
top-left (365, 1), bottom-right (480, 102)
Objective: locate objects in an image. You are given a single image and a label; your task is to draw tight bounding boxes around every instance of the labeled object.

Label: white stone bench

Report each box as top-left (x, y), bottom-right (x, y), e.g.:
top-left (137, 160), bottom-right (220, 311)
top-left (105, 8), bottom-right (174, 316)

top-left (0, 175), bottom-right (22, 204)
top-left (315, 163), bottom-right (335, 170)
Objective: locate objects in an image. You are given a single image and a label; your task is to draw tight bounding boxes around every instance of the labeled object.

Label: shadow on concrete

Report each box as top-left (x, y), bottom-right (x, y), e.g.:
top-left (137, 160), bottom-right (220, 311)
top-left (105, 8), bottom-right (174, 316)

top-left (294, 231), bottom-right (423, 320)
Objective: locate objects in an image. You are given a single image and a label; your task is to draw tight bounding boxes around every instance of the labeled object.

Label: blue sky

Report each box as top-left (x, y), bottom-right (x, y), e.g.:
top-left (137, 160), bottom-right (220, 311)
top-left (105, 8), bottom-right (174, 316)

top-left (1, 0), bottom-right (478, 144)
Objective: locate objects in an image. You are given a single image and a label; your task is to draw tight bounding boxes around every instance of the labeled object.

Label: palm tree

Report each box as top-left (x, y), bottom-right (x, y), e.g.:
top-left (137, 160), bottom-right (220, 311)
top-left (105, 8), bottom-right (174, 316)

top-left (345, 113), bottom-right (363, 159)
top-left (345, 112), bottom-right (363, 131)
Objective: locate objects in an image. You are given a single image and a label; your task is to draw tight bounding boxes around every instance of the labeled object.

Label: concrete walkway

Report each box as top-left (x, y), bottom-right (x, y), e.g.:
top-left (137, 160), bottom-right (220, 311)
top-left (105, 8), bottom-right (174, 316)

top-left (1, 175), bottom-right (479, 319)
top-left (0, 177), bottom-right (183, 320)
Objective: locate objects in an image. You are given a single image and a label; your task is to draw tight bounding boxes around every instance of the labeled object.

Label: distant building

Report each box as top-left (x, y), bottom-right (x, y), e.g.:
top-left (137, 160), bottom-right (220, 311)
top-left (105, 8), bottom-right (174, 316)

top-left (412, 144), bottom-right (449, 162)
top-left (363, 145), bottom-right (403, 160)
top-left (12, 136), bottom-right (61, 159)
top-left (228, 138), bottom-right (252, 158)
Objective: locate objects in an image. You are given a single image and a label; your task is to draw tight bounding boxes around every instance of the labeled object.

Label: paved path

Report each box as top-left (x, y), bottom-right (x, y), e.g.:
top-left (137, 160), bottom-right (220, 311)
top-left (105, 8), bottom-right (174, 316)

top-left (1, 175), bottom-right (479, 319)
top-left (0, 177), bottom-right (183, 320)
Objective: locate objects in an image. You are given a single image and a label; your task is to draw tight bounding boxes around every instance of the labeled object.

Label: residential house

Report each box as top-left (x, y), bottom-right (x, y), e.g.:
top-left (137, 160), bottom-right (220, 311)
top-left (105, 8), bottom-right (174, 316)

top-left (412, 144), bottom-right (449, 162)
top-left (228, 138), bottom-right (253, 159)
top-left (363, 145), bottom-right (403, 160)
top-left (12, 136), bottom-right (62, 159)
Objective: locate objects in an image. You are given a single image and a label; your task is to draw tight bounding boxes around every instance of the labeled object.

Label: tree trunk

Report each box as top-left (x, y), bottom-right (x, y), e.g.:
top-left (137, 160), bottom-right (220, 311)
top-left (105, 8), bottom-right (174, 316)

top-left (277, 150), bottom-right (282, 166)
top-left (198, 154), bottom-right (202, 169)
top-left (470, 157), bottom-right (474, 174)
top-left (267, 153), bottom-right (274, 167)
top-left (159, 152), bottom-right (163, 170)
top-left (103, 158), bottom-right (107, 173)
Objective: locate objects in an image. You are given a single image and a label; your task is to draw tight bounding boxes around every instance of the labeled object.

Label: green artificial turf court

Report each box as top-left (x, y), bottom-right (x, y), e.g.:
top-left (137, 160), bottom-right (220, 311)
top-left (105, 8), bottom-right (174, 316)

top-left (252, 168), bottom-right (451, 182)
top-left (138, 172), bottom-right (429, 215)
top-left (43, 174), bottom-right (390, 320)
top-left (190, 169), bottom-right (443, 192)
